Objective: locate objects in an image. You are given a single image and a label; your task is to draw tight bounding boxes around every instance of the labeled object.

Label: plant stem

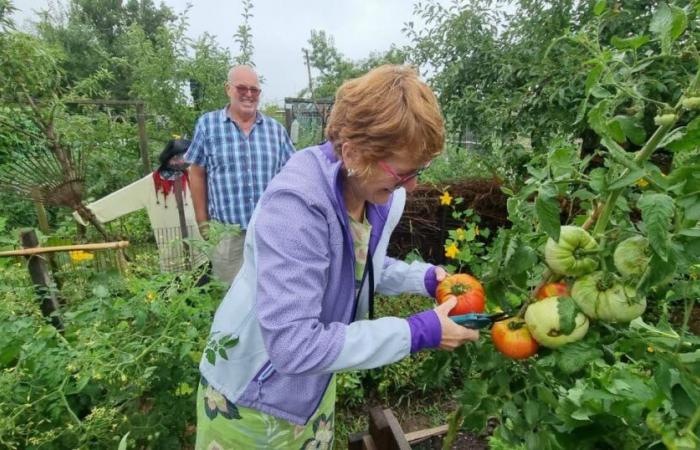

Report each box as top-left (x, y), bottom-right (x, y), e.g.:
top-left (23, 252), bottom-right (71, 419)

top-left (592, 122), bottom-right (675, 236)
top-left (681, 405), bottom-right (700, 436)
top-left (442, 408), bottom-right (463, 450)
top-left (592, 64), bottom-right (700, 236)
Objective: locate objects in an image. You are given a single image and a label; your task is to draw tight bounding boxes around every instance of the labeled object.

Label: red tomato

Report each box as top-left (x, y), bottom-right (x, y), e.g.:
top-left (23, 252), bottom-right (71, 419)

top-left (535, 282), bottom-right (569, 300)
top-left (436, 274), bottom-right (485, 315)
top-left (491, 318), bottom-right (539, 359)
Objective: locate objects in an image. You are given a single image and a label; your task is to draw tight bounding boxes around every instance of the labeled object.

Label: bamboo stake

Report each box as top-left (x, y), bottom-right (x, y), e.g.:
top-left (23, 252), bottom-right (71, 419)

top-left (0, 241), bottom-right (129, 257)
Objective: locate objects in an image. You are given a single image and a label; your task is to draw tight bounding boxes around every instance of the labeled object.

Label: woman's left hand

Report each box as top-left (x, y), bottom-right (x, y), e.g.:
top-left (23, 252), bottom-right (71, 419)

top-left (435, 266), bottom-right (449, 282)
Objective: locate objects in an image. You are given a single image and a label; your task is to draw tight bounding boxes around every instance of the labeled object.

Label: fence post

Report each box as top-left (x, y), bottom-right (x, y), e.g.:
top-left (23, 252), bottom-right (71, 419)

top-left (136, 102), bottom-right (150, 176)
top-left (20, 229), bottom-right (63, 330)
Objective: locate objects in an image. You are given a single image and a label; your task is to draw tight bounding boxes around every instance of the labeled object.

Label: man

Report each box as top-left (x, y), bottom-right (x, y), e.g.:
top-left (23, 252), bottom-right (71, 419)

top-left (186, 65), bottom-right (295, 285)
top-left (74, 139), bottom-right (207, 273)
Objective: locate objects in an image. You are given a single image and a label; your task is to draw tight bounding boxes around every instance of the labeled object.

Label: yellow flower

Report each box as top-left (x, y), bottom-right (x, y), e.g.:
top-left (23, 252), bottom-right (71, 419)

top-left (440, 191), bottom-right (453, 206)
top-left (146, 291), bottom-right (156, 302)
top-left (475, 226), bottom-right (480, 236)
top-left (647, 346), bottom-right (654, 353)
top-left (172, 133), bottom-right (182, 139)
top-left (635, 178), bottom-right (649, 188)
top-left (69, 250), bottom-right (94, 262)
top-left (445, 243), bottom-right (459, 259)
top-left (455, 228), bottom-right (466, 241)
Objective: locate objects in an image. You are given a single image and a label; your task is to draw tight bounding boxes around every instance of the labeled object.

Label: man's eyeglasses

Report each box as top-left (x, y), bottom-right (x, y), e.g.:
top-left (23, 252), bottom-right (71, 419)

top-left (377, 160), bottom-right (431, 187)
top-left (233, 84), bottom-right (261, 98)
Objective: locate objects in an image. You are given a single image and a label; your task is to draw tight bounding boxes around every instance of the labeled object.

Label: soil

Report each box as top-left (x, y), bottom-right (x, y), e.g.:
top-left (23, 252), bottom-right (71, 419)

top-left (412, 432), bottom-right (488, 450)
top-left (670, 302), bottom-right (700, 336)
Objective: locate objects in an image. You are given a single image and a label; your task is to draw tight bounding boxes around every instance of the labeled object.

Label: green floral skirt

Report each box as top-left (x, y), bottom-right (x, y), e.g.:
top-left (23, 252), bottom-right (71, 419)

top-left (195, 376), bottom-right (336, 450)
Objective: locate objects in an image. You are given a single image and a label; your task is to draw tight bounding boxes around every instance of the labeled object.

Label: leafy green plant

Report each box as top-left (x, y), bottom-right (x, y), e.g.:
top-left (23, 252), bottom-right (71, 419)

top-left (430, 3), bottom-right (700, 448)
top-left (0, 260), bottom-right (223, 449)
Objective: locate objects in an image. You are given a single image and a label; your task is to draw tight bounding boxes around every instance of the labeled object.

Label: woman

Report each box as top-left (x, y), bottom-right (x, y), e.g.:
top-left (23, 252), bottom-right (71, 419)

top-left (196, 65), bottom-right (479, 449)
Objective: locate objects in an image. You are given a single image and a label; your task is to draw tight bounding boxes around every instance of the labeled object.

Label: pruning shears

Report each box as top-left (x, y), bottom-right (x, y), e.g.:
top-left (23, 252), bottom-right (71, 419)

top-left (450, 311), bottom-right (510, 329)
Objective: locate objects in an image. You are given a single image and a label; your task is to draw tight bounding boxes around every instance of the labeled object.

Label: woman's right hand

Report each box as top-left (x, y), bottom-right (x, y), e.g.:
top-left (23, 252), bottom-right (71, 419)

top-left (434, 296), bottom-right (480, 350)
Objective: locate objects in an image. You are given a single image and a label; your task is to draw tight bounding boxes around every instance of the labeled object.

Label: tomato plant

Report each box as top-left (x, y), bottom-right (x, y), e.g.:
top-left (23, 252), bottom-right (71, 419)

top-left (423, 2), bottom-right (700, 449)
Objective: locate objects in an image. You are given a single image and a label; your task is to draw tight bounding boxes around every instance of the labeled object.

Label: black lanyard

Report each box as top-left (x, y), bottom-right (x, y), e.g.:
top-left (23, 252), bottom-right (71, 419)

top-left (354, 246), bottom-right (375, 320)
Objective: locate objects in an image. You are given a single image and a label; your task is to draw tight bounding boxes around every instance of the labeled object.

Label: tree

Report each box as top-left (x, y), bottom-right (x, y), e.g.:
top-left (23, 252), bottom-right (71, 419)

top-left (302, 29), bottom-right (407, 98)
top-left (233, 0), bottom-right (255, 66)
top-left (34, 0), bottom-right (177, 98)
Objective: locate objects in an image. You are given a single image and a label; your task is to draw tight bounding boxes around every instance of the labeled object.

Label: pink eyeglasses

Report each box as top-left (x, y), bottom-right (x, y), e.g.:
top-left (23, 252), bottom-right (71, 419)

top-left (377, 160), bottom-right (431, 187)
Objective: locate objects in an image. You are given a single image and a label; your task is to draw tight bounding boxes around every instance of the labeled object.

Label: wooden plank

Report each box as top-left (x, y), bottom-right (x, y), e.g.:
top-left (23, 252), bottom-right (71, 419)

top-left (368, 407), bottom-right (411, 450)
top-left (382, 409), bottom-right (412, 450)
top-left (405, 424), bottom-right (449, 444)
top-left (362, 434), bottom-right (378, 450)
top-left (348, 431), bottom-right (367, 450)
top-left (64, 98), bottom-right (144, 106)
top-left (0, 241), bottom-right (129, 257)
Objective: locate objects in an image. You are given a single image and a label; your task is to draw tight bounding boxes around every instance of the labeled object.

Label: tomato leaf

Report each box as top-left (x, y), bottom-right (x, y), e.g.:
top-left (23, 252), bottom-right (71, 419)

top-left (557, 296), bottom-right (578, 335)
top-left (593, 0), bottom-right (607, 16)
top-left (548, 146), bottom-right (576, 180)
top-left (612, 115), bottom-right (646, 145)
top-left (639, 249), bottom-right (677, 292)
top-left (654, 361), bottom-right (673, 398)
top-left (608, 168), bottom-right (646, 190)
top-left (589, 167), bottom-right (608, 193)
top-left (557, 341), bottom-right (603, 374)
top-left (650, 3), bottom-right (688, 54)
top-left (677, 193), bottom-right (700, 221)
top-left (611, 34), bottom-right (650, 50)
top-left (585, 63), bottom-right (603, 94)
top-left (536, 191), bottom-right (561, 241)
top-left (118, 432), bottom-right (130, 450)
top-left (666, 117), bottom-right (700, 152)
top-left (606, 118), bottom-right (625, 143)
top-left (588, 99), bottom-right (611, 136)
top-left (524, 400), bottom-right (541, 426)
top-left (506, 244), bottom-right (537, 275)
top-left (537, 386), bottom-right (559, 408)
top-left (671, 385), bottom-right (696, 418)
top-left (638, 193), bottom-right (674, 261)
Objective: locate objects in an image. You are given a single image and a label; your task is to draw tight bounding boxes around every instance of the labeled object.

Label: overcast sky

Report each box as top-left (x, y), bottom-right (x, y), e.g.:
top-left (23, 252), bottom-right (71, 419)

top-left (12, 0), bottom-right (445, 106)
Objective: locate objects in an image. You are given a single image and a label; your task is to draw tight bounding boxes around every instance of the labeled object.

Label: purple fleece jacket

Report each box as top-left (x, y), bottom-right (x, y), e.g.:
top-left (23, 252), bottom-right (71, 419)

top-left (226, 142), bottom-right (441, 424)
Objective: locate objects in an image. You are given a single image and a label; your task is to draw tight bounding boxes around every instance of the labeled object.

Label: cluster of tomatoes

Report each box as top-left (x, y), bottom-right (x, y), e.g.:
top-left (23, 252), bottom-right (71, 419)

top-left (435, 225), bottom-right (649, 359)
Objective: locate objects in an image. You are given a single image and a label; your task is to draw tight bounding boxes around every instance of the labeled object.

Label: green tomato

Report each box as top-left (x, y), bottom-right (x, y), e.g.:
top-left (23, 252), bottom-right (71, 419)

top-left (681, 97), bottom-right (700, 110)
top-left (544, 226), bottom-right (599, 277)
top-left (524, 296), bottom-right (589, 349)
top-left (613, 235), bottom-right (650, 278)
top-left (571, 271), bottom-right (646, 323)
top-left (653, 113), bottom-right (676, 127)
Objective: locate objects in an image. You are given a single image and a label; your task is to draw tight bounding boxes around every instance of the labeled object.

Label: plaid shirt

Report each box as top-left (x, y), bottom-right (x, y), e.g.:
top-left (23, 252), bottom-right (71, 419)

top-left (185, 107), bottom-right (295, 228)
